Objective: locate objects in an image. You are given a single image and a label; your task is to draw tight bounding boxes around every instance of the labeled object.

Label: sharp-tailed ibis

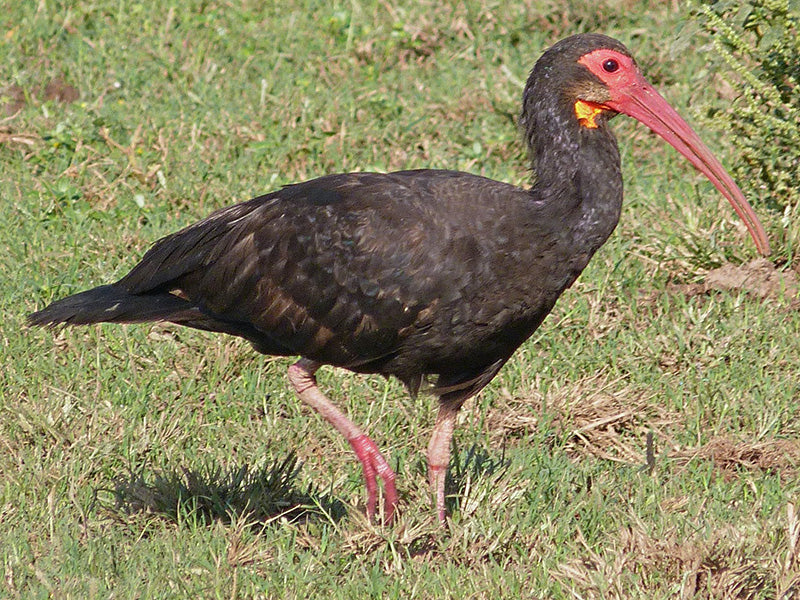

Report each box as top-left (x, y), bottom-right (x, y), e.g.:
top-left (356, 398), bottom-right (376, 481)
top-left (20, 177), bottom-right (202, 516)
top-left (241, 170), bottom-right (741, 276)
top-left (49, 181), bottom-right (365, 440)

top-left (29, 33), bottom-right (770, 524)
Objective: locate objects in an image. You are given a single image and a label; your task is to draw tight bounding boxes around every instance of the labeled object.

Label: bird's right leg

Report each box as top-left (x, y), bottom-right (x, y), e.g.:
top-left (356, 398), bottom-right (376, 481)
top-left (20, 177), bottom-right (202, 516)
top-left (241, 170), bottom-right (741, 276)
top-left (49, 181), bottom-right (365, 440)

top-left (287, 358), bottom-right (398, 523)
top-left (427, 402), bottom-right (459, 524)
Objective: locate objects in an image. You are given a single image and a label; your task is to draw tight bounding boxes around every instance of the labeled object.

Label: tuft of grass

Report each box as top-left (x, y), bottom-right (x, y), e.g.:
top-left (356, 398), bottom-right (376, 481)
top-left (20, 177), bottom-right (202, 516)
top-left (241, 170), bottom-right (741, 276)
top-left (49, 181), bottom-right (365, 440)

top-left (690, 0), bottom-right (800, 266)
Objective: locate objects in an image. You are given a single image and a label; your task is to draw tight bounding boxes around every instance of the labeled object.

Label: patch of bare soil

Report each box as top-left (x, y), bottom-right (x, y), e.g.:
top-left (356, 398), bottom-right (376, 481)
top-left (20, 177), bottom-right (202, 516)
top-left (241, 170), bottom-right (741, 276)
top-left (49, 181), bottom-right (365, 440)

top-left (42, 77), bottom-right (80, 104)
top-left (671, 258), bottom-right (798, 301)
top-left (2, 83), bottom-right (26, 115)
top-left (2, 78), bottom-right (79, 149)
top-left (672, 436), bottom-right (800, 482)
top-left (3, 77), bottom-right (80, 116)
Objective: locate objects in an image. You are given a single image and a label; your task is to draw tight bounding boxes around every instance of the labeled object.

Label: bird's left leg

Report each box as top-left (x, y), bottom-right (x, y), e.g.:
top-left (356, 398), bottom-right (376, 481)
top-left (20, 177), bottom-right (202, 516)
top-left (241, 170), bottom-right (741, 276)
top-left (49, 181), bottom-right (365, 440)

top-left (427, 401), bottom-right (460, 524)
top-left (287, 358), bottom-right (398, 523)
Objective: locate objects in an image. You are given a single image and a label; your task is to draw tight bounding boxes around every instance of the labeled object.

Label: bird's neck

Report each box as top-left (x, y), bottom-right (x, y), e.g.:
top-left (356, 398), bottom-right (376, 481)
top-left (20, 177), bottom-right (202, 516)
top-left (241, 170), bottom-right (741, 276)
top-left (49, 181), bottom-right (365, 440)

top-left (525, 104), bottom-right (623, 252)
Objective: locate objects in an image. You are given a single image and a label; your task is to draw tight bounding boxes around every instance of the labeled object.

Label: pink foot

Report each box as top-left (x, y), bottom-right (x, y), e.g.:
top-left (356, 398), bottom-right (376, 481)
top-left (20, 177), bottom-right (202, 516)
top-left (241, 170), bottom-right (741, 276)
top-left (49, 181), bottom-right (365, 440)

top-left (350, 434), bottom-right (398, 523)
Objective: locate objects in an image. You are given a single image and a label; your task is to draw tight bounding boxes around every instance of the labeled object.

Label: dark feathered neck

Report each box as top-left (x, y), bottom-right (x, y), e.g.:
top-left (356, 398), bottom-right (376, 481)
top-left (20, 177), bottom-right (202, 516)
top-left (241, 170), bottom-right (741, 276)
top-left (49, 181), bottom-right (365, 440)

top-left (519, 81), bottom-right (623, 251)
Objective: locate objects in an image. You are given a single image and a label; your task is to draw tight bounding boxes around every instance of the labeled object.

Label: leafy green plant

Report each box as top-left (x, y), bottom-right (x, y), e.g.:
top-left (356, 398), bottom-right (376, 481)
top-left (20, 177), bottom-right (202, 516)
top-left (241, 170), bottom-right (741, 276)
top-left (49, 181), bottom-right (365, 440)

top-left (693, 0), bottom-right (800, 213)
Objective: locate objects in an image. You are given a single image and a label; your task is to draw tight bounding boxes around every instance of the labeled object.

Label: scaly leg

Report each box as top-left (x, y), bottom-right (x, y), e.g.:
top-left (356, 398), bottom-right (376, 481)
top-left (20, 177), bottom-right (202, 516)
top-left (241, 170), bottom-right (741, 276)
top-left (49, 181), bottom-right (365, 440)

top-left (427, 402), bottom-right (459, 523)
top-left (287, 359), bottom-right (398, 523)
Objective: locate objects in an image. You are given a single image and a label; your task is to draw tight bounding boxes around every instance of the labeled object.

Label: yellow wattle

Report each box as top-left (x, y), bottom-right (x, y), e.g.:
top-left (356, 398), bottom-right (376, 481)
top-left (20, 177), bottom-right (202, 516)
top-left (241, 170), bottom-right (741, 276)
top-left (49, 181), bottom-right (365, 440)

top-left (574, 100), bottom-right (606, 129)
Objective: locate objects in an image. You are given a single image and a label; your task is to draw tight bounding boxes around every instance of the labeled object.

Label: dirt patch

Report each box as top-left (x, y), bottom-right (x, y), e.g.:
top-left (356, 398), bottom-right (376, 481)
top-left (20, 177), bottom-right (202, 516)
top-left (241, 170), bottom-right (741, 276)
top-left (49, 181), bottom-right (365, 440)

top-left (673, 436), bottom-right (800, 482)
top-left (670, 258), bottom-right (798, 301)
top-left (2, 84), bottom-right (26, 115)
top-left (3, 78), bottom-right (80, 115)
top-left (42, 77), bottom-right (80, 104)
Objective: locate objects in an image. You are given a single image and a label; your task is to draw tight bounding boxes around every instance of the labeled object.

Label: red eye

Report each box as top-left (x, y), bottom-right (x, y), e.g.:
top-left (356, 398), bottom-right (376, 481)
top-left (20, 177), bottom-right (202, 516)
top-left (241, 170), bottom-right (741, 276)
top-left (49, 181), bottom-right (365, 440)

top-left (602, 58), bottom-right (619, 73)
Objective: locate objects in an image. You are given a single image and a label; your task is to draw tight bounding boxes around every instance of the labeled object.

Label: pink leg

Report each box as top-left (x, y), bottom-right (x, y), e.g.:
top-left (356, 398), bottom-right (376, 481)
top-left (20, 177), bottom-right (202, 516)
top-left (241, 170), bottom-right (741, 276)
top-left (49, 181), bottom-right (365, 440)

top-left (287, 359), bottom-right (398, 523)
top-left (427, 403), bottom-right (458, 523)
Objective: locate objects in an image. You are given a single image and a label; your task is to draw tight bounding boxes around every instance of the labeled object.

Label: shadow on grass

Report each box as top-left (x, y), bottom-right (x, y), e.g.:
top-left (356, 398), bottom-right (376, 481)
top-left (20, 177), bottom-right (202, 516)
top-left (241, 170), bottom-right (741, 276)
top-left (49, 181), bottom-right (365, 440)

top-left (109, 452), bottom-right (348, 529)
top-left (444, 444), bottom-right (512, 517)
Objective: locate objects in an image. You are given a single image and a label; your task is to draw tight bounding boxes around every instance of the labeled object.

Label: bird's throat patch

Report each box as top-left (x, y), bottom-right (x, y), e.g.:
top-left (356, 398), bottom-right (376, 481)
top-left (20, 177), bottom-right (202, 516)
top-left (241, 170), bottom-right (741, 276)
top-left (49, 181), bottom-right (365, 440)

top-left (574, 100), bottom-right (606, 129)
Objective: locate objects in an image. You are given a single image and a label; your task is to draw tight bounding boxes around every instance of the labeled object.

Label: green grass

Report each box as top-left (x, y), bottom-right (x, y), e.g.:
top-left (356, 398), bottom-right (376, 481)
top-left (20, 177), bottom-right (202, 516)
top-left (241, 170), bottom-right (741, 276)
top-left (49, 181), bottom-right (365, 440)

top-left (2, 1), bottom-right (799, 598)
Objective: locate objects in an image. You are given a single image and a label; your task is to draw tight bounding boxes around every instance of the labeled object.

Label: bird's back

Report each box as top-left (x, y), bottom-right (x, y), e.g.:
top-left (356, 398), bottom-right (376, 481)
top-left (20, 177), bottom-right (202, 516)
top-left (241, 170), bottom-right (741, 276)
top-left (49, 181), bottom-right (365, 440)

top-left (76, 169), bottom-right (584, 395)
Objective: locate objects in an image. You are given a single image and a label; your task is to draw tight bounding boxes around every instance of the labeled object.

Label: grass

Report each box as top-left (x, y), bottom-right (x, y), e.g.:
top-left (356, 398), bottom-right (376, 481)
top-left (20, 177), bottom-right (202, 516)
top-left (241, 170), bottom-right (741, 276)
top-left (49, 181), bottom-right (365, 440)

top-left (2, 0), bottom-right (799, 598)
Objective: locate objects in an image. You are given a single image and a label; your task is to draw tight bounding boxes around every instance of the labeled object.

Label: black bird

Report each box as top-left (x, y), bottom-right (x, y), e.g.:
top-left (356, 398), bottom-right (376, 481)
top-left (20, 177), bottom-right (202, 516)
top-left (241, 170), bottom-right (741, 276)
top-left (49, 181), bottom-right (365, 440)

top-left (29, 34), bottom-right (770, 524)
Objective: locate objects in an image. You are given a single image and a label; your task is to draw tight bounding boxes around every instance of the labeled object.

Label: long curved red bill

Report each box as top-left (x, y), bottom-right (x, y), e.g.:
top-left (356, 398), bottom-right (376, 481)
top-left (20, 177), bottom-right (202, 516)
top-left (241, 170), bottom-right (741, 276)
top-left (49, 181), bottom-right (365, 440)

top-left (586, 56), bottom-right (771, 256)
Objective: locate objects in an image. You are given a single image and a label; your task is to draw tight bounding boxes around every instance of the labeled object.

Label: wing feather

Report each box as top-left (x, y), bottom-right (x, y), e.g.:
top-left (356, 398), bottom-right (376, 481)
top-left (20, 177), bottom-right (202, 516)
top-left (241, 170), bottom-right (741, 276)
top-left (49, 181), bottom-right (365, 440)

top-left (114, 170), bottom-right (561, 391)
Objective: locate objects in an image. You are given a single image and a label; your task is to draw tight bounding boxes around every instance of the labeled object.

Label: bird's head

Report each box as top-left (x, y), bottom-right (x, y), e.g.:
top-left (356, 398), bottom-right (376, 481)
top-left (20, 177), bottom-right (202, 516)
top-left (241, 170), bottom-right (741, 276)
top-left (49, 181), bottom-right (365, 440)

top-left (521, 33), bottom-right (770, 256)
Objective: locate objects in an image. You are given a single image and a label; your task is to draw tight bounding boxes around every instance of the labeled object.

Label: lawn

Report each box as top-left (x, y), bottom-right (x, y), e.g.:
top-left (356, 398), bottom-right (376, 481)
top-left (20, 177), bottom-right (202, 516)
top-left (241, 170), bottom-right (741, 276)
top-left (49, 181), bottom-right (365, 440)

top-left (2, 1), bottom-right (799, 598)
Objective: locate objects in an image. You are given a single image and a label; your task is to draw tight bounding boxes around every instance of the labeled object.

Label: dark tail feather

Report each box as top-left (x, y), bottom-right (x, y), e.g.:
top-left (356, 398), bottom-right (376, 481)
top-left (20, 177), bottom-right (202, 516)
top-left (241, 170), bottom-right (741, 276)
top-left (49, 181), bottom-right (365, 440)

top-left (27, 284), bottom-right (193, 327)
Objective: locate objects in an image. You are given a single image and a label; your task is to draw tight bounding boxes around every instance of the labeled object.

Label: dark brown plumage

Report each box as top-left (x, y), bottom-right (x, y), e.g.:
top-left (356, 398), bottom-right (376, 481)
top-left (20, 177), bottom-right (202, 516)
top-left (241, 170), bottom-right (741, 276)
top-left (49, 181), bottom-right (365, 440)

top-left (29, 33), bottom-right (769, 524)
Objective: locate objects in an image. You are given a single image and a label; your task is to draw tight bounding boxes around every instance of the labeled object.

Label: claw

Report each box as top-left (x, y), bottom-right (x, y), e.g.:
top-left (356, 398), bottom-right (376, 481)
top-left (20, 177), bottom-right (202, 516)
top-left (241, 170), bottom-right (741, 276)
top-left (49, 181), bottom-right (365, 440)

top-left (350, 434), bottom-right (398, 523)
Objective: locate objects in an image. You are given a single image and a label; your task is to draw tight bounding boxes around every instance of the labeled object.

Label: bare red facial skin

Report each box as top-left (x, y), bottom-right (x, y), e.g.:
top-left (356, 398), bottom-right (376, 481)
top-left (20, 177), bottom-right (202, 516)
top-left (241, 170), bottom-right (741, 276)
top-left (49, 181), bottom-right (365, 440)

top-left (578, 48), bottom-right (770, 256)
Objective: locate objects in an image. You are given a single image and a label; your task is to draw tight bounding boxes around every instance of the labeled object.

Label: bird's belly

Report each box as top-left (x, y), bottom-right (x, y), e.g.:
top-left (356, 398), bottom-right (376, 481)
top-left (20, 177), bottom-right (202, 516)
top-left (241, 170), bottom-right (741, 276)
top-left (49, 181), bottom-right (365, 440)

top-left (368, 291), bottom-right (559, 382)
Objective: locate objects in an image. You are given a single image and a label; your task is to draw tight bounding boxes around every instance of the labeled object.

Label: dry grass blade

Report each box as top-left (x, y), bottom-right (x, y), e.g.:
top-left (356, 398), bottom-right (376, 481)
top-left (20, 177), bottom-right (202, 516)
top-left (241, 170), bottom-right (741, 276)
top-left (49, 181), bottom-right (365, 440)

top-left (554, 520), bottom-right (790, 600)
top-left (0, 126), bottom-right (38, 146)
top-left (779, 503), bottom-right (800, 600)
top-left (487, 372), bottom-right (672, 466)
